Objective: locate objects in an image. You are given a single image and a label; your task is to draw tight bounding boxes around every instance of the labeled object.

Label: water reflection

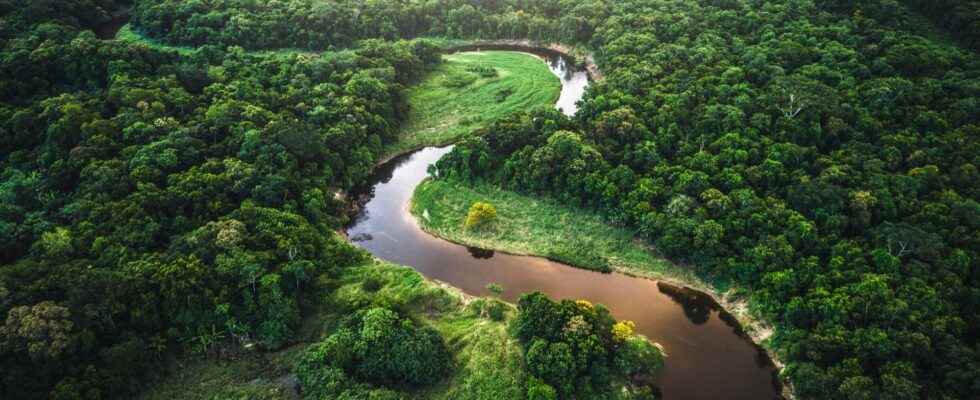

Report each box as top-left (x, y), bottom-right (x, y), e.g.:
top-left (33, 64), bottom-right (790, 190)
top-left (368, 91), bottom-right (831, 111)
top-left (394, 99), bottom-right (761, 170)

top-left (466, 246), bottom-right (495, 259)
top-left (657, 282), bottom-right (715, 325)
top-left (542, 54), bottom-right (589, 116)
top-left (346, 146), bottom-right (783, 400)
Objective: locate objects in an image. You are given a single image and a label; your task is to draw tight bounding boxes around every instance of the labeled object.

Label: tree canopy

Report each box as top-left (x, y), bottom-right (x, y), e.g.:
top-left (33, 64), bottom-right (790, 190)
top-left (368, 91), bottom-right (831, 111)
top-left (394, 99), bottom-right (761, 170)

top-left (2, 0), bottom-right (978, 399)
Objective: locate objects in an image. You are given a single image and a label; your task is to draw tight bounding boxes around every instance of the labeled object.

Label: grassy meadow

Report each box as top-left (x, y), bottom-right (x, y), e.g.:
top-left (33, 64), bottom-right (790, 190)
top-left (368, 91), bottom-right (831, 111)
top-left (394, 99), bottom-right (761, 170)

top-left (385, 51), bottom-right (561, 158)
top-left (139, 259), bottom-right (524, 400)
top-left (412, 179), bottom-right (711, 287)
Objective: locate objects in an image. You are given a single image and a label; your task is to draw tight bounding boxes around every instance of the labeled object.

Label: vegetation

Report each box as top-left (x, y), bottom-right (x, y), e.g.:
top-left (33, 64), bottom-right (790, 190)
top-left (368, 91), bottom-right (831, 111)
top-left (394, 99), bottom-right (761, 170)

top-left (295, 306), bottom-right (452, 396)
top-left (463, 201), bottom-right (497, 230)
top-left (413, 179), bottom-right (698, 283)
top-left (0, 2), bottom-right (442, 397)
top-left (131, 0), bottom-right (602, 51)
top-left (387, 51), bottom-right (560, 157)
top-left (514, 293), bottom-right (664, 399)
top-left (3, 0), bottom-right (979, 399)
top-left (431, 1), bottom-right (980, 398)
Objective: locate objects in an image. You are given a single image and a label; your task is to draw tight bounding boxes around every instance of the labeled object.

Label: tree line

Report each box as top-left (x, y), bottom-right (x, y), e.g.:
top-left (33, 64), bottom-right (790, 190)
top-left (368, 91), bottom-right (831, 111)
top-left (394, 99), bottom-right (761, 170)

top-left (131, 0), bottom-right (606, 51)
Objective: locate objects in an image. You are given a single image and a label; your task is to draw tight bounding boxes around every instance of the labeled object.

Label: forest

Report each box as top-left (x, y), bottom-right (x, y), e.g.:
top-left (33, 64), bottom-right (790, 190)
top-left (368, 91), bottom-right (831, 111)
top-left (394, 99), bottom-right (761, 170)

top-left (1, 0), bottom-right (978, 399)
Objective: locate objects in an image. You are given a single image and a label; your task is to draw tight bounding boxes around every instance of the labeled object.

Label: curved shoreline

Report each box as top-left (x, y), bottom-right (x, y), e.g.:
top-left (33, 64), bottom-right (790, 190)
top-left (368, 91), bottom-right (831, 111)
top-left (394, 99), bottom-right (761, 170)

top-left (344, 50), bottom-right (789, 398)
top-left (406, 178), bottom-right (791, 397)
top-left (444, 39), bottom-right (603, 82)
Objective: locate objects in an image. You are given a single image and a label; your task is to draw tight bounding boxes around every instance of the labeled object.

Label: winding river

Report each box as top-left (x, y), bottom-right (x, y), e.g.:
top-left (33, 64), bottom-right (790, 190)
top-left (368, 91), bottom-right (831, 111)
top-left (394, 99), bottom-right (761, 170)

top-left (347, 53), bottom-right (783, 400)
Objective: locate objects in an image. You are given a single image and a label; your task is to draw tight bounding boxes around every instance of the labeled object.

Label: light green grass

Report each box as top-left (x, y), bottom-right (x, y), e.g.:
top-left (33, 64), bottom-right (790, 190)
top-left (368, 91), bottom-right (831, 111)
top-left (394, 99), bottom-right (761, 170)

top-left (385, 51), bottom-right (560, 158)
top-left (412, 179), bottom-right (710, 287)
top-left (140, 258), bottom-right (524, 400)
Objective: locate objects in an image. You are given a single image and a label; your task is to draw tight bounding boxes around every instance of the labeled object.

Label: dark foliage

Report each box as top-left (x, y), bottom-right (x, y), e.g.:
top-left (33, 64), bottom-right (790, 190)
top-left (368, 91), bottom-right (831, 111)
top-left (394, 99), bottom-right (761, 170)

top-left (0, 3), bottom-right (441, 397)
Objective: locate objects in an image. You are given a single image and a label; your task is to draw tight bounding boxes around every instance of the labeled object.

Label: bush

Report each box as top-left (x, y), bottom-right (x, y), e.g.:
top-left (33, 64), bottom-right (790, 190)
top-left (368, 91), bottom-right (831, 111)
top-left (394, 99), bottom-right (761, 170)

top-left (527, 377), bottom-right (557, 400)
top-left (614, 336), bottom-right (665, 376)
top-left (466, 64), bottom-right (498, 78)
top-left (464, 202), bottom-right (497, 230)
top-left (441, 71), bottom-right (477, 88)
top-left (484, 299), bottom-right (507, 321)
top-left (361, 276), bottom-right (383, 292)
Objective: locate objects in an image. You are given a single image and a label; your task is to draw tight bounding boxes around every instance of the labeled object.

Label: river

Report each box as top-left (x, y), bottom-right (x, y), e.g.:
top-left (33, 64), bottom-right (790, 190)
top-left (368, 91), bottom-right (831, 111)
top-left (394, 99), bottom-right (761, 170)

top-left (347, 52), bottom-right (783, 400)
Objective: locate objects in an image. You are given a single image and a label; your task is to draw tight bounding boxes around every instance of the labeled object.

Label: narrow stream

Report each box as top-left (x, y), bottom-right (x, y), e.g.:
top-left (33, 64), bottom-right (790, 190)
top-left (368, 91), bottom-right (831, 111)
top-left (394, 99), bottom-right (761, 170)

top-left (347, 53), bottom-right (783, 400)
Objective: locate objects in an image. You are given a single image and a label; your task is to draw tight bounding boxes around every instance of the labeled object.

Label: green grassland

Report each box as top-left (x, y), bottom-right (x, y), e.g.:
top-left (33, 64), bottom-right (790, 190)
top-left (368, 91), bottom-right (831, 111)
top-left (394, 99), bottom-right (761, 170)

top-left (139, 259), bottom-right (524, 400)
top-left (412, 179), bottom-right (713, 288)
top-left (384, 51), bottom-right (561, 158)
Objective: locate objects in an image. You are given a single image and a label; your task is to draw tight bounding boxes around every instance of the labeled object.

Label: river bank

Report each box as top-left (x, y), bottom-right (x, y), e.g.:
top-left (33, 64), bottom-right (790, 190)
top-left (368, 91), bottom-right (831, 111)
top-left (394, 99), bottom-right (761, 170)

top-left (409, 177), bottom-right (791, 396)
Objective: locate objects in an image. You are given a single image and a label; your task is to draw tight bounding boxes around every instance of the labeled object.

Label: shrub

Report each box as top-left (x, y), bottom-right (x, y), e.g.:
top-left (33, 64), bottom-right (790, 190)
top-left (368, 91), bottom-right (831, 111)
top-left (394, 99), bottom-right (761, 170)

top-left (614, 336), bottom-right (665, 376)
top-left (495, 88), bottom-right (513, 102)
top-left (485, 299), bottom-right (506, 321)
top-left (527, 377), bottom-right (558, 400)
top-left (464, 202), bottom-right (497, 230)
top-left (466, 64), bottom-right (498, 78)
top-left (361, 276), bottom-right (383, 292)
top-left (486, 282), bottom-right (503, 295)
top-left (441, 70), bottom-right (476, 88)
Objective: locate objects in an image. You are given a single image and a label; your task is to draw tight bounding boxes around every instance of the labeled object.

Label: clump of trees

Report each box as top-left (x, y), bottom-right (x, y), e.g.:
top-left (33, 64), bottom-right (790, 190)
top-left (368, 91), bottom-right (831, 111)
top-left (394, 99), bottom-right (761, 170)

top-left (514, 292), bottom-right (664, 399)
top-left (464, 201), bottom-right (497, 230)
top-left (295, 307), bottom-right (452, 398)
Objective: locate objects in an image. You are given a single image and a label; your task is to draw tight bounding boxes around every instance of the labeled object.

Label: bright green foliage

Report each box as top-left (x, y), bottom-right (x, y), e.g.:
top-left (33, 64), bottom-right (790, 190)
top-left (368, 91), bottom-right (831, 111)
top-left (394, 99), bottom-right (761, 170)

top-left (389, 51), bottom-right (561, 157)
top-left (412, 178), bottom-right (698, 278)
top-left (486, 282), bottom-right (503, 295)
top-left (526, 377), bottom-right (557, 400)
top-left (615, 336), bottom-right (665, 377)
top-left (464, 202), bottom-right (497, 230)
top-left (295, 306), bottom-right (451, 397)
top-left (514, 292), bottom-right (664, 398)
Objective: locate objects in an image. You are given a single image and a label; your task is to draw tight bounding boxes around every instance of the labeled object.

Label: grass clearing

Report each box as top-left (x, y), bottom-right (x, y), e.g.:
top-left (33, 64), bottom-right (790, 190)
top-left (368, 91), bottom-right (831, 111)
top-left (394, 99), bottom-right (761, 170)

top-left (412, 179), bottom-right (710, 287)
top-left (385, 51), bottom-right (560, 158)
top-left (140, 258), bottom-right (524, 400)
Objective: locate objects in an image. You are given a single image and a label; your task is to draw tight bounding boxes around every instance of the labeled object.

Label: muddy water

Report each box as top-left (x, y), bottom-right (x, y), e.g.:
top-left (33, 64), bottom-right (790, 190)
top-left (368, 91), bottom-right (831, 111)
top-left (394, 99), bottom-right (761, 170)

top-left (347, 55), bottom-right (782, 400)
top-left (542, 54), bottom-right (589, 115)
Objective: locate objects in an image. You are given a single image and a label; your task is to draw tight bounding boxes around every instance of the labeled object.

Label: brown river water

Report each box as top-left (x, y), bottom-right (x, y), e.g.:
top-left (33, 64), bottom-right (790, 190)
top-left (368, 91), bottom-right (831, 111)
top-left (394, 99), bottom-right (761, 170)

top-left (347, 53), bottom-right (783, 399)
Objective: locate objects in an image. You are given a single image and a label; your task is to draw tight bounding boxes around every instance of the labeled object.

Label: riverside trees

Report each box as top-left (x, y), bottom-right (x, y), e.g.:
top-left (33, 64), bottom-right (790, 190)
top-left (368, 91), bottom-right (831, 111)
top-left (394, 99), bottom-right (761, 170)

top-left (430, 1), bottom-right (980, 398)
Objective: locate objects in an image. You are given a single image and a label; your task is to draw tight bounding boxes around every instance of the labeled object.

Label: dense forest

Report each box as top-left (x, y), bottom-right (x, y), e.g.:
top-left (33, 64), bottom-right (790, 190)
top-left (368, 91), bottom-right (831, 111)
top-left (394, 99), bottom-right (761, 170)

top-left (0, 0), bottom-right (446, 397)
top-left (433, 1), bottom-right (980, 399)
top-left (1, 0), bottom-right (978, 399)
